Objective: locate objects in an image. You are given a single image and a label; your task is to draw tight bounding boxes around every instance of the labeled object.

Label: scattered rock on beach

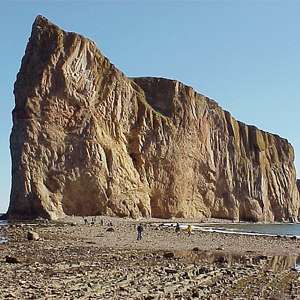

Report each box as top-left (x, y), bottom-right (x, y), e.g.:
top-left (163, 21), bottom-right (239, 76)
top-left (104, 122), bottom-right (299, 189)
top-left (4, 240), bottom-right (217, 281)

top-left (214, 255), bottom-right (227, 263)
top-left (165, 268), bottom-right (178, 274)
top-left (4, 292), bottom-right (16, 298)
top-left (5, 256), bottom-right (20, 263)
top-left (27, 231), bottom-right (39, 241)
top-left (163, 252), bottom-right (175, 259)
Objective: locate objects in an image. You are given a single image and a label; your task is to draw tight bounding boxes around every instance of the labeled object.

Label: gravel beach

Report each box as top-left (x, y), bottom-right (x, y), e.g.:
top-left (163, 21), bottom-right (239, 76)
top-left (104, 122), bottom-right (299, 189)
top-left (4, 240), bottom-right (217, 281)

top-left (0, 216), bottom-right (300, 299)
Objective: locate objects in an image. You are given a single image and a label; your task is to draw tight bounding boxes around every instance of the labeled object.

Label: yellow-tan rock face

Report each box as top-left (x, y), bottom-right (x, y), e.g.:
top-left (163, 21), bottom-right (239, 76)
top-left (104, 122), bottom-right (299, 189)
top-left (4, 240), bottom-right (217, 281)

top-left (7, 16), bottom-right (300, 221)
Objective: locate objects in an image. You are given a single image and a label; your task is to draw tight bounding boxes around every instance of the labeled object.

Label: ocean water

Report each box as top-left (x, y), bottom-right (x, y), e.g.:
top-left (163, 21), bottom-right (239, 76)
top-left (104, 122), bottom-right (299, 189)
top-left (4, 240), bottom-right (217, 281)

top-left (0, 214), bottom-right (8, 226)
top-left (163, 222), bottom-right (300, 238)
top-left (195, 223), bottom-right (300, 237)
top-left (0, 214), bottom-right (8, 243)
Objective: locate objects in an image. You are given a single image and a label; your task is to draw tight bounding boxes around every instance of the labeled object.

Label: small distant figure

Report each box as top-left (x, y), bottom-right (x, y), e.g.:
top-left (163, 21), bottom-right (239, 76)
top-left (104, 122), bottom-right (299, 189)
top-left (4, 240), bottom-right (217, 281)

top-left (187, 225), bottom-right (192, 236)
top-left (137, 224), bottom-right (143, 240)
top-left (175, 223), bottom-right (180, 233)
top-left (84, 218), bottom-right (88, 225)
top-left (91, 217), bottom-right (95, 226)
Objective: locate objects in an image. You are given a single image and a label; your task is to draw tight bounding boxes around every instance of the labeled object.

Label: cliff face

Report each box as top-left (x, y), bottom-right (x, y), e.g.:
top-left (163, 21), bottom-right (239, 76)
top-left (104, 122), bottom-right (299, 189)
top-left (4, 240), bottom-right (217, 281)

top-left (7, 16), bottom-right (300, 221)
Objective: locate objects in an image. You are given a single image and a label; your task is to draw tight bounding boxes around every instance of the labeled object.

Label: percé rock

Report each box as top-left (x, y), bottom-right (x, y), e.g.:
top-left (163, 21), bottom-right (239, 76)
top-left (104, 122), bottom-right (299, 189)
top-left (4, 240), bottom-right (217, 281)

top-left (7, 15), bottom-right (300, 221)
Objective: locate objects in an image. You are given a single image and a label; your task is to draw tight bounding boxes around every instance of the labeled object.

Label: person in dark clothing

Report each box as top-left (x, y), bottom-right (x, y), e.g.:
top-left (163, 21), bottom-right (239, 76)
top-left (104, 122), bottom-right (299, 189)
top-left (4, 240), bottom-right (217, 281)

top-left (137, 224), bottom-right (143, 240)
top-left (175, 223), bottom-right (180, 233)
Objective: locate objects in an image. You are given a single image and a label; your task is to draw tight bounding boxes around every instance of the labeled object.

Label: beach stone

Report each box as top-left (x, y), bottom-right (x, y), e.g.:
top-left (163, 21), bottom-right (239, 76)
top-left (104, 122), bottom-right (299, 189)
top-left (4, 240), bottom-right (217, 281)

top-left (192, 290), bottom-right (204, 297)
top-left (214, 255), bottom-right (227, 263)
top-left (27, 231), bottom-right (39, 241)
top-left (196, 267), bottom-right (208, 275)
top-left (106, 227), bottom-right (115, 232)
top-left (4, 292), bottom-right (16, 298)
top-left (165, 268), bottom-right (178, 274)
top-left (5, 256), bottom-right (20, 263)
top-left (144, 296), bottom-right (156, 300)
top-left (183, 271), bottom-right (193, 279)
top-left (258, 255), bottom-right (268, 260)
top-left (163, 252), bottom-right (175, 259)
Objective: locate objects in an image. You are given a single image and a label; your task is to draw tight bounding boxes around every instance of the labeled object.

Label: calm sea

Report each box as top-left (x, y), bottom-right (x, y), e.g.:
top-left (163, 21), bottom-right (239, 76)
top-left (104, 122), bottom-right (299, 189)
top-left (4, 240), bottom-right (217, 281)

top-left (194, 223), bottom-right (300, 238)
top-left (163, 222), bottom-right (300, 238)
top-left (0, 213), bottom-right (8, 243)
top-left (0, 214), bottom-right (8, 226)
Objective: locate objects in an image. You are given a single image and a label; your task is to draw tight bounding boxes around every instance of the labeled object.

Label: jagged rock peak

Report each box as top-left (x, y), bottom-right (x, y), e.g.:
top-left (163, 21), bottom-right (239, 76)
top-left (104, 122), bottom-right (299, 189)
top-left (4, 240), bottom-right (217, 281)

top-left (6, 16), bottom-right (300, 222)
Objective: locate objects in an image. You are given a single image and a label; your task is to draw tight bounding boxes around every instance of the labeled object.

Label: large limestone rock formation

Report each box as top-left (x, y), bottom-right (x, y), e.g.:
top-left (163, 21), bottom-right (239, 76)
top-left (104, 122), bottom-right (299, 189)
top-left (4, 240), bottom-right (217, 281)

top-left (7, 16), bottom-right (300, 221)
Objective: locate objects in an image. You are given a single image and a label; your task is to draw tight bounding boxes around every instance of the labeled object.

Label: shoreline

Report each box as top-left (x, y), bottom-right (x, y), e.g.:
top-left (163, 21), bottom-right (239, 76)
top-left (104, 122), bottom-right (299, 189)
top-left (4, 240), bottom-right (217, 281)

top-left (0, 216), bottom-right (300, 255)
top-left (61, 215), bottom-right (300, 239)
top-left (49, 216), bottom-right (300, 256)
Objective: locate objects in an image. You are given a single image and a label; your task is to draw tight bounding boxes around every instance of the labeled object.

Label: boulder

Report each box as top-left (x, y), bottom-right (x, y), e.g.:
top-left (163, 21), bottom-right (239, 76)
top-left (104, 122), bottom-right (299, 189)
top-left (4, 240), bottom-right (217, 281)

top-left (165, 268), bottom-right (178, 274)
top-left (5, 256), bottom-right (20, 263)
top-left (163, 252), bottom-right (175, 259)
top-left (27, 231), bottom-right (39, 241)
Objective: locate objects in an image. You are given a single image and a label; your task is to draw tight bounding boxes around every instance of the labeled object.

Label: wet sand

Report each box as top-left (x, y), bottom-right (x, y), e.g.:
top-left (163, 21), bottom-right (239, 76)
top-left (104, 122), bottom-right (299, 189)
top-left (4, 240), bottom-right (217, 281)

top-left (0, 216), bottom-right (300, 299)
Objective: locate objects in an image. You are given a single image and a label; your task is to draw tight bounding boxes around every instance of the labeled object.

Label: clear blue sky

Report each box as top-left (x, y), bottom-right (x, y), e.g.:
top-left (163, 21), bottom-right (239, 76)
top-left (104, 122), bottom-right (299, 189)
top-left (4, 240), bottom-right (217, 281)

top-left (1, 1), bottom-right (300, 213)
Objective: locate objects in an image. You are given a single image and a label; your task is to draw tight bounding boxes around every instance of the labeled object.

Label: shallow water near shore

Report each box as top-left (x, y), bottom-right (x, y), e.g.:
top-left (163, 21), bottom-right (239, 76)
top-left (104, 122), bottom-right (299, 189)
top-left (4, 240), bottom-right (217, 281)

top-left (0, 214), bottom-right (7, 243)
top-left (196, 223), bottom-right (300, 237)
top-left (173, 249), bottom-right (300, 272)
top-left (0, 214), bottom-right (8, 225)
top-left (163, 222), bottom-right (300, 237)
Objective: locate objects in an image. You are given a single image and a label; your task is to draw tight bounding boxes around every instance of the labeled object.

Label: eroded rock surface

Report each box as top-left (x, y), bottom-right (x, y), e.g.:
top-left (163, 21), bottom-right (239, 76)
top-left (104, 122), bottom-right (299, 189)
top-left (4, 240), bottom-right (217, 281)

top-left (7, 15), bottom-right (300, 221)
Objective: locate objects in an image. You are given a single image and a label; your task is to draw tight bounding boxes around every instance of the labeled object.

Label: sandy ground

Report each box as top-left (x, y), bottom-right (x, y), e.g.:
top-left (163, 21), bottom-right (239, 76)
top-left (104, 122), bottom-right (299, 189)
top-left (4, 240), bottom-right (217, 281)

top-left (0, 216), bottom-right (300, 299)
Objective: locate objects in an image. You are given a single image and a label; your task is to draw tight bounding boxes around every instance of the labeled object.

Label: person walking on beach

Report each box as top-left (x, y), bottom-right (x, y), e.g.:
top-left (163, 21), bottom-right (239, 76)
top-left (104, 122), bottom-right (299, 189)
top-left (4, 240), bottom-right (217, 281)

top-left (187, 225), bottom-right (192, 236)
top-left (137, 224), bottom-right (143, 240)
top-left (175, 223), bottom-right (180, 233)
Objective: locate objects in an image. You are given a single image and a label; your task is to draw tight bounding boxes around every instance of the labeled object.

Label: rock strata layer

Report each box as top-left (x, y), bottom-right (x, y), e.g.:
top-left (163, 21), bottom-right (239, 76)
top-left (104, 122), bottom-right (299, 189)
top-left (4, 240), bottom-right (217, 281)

top-left (7, 15), bottom-right (300, 221)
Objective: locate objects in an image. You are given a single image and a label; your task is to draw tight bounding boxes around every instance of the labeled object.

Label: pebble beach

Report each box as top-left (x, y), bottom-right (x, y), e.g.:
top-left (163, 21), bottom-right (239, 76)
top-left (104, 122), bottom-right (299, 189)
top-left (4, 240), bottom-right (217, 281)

top-left (1, 216), bottom-right (300, 299)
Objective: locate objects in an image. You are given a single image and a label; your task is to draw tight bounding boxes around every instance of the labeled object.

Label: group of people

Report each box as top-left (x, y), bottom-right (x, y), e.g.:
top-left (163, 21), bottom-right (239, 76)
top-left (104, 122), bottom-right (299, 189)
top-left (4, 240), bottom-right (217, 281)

top-left (82, 216), bottom-right (193, 240)
top-left (136, 223), bottom-right (193, 240)
top-left (176, 223), bottom-right (193, 235)
top-left (83, 216), bottom-right (113, 227)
